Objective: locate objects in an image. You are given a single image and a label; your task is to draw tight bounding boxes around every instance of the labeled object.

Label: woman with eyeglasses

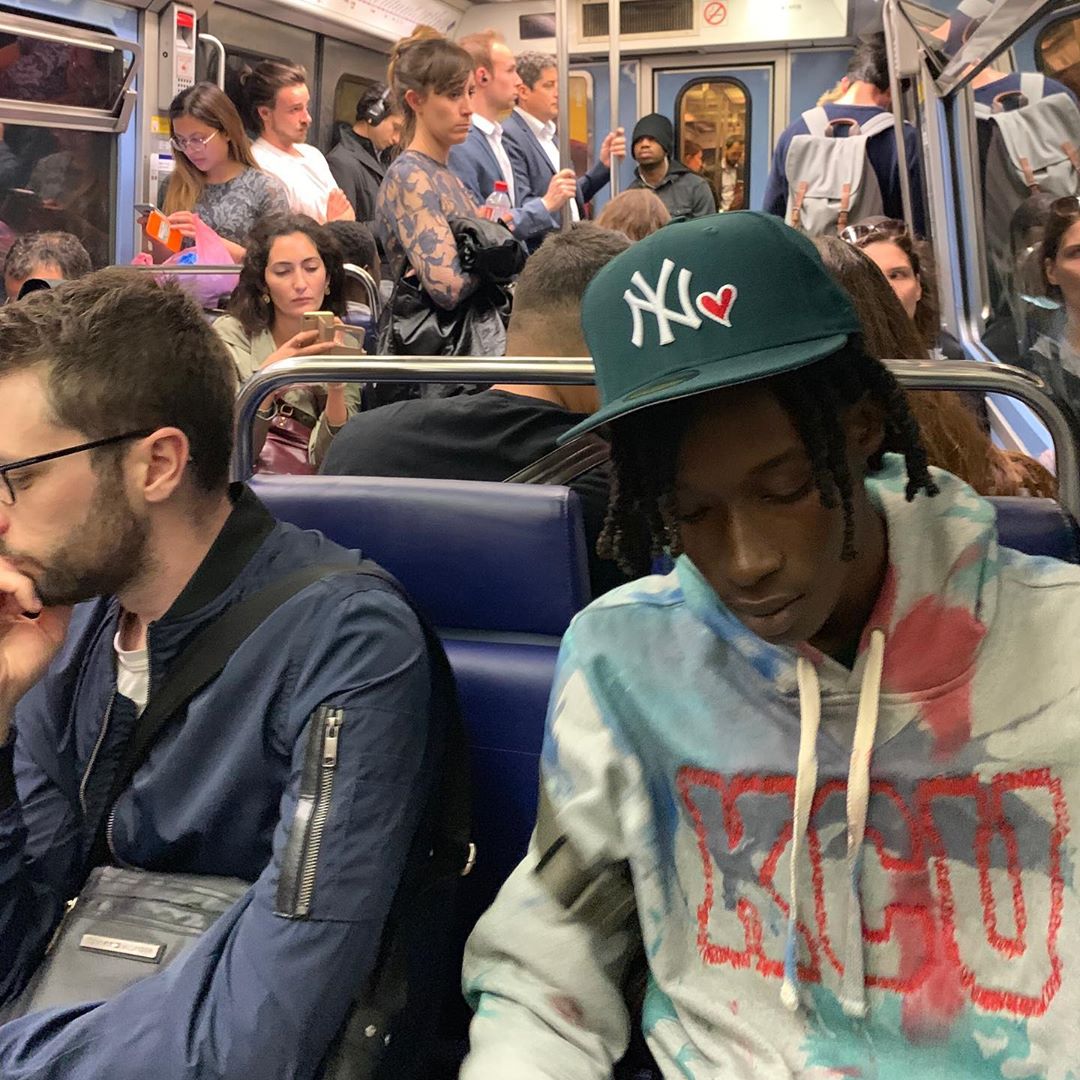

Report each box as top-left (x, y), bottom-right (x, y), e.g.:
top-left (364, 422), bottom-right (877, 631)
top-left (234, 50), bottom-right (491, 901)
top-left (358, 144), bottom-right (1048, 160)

top-left (151, 82), bottom-right (289, 262)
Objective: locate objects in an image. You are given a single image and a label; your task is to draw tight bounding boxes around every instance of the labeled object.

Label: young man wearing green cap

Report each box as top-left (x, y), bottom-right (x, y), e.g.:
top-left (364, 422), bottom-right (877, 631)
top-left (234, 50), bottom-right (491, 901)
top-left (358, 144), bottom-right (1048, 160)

top-left (461, 211), bottom-right (1080, 1077)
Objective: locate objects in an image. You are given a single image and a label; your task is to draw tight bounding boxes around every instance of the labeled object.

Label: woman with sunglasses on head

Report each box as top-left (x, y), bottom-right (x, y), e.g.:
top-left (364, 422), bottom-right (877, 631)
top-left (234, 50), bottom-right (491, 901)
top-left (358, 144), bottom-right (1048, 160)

top-left (151, 82), bottom-right (289, 262)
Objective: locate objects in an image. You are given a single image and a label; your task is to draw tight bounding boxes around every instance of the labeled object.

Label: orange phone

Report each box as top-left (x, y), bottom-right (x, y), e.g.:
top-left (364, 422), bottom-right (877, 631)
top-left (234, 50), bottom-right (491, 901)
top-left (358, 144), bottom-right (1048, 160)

top-left (143, 209), bottom-right (183, 253)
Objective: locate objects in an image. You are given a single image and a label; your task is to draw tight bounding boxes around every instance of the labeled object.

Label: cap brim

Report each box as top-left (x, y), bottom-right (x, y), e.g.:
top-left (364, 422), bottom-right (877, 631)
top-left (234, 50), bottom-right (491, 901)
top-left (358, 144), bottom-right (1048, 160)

top-left (557, 332), bottom-right (851, 444)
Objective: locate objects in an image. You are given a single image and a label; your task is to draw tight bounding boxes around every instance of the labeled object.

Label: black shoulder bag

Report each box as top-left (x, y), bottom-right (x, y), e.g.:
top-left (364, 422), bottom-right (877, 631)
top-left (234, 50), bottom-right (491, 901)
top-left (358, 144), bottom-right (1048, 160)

top-left (3, 562), bottom-right (472, 1080)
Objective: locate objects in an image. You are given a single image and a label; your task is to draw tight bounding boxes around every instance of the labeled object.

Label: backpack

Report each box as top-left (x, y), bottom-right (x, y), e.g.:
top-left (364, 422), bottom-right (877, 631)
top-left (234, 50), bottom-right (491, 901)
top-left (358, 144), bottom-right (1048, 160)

top-left (977, 74), bottom-right (1080, 312)
top-left (784, 107), bottom-right (896, 236)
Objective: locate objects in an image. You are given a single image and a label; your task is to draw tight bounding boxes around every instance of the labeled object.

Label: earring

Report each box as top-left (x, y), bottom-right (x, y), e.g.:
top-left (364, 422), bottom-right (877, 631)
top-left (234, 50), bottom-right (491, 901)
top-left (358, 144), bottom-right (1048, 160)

top-left (261, 293), bottom-right (270, 304)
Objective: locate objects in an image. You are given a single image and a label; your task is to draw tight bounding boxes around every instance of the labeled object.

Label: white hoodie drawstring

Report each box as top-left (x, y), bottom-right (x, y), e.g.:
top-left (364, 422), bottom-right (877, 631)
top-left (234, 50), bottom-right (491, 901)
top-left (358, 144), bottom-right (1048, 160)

top-left (781, 628), bottom-right (886, 1016)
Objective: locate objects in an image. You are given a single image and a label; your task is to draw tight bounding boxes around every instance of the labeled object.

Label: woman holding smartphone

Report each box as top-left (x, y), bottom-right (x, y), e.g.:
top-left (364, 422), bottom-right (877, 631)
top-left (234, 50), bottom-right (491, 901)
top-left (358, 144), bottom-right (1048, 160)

top-left (150, 82), bottom-right (289, 261)
top-left (213, 214), bottom-right (360, 470)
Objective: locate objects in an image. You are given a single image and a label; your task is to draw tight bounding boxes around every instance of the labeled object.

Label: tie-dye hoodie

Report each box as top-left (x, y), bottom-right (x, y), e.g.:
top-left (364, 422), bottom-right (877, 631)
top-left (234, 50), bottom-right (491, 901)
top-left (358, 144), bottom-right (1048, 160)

top-left (461, 457), bottom-right (1080, 1079)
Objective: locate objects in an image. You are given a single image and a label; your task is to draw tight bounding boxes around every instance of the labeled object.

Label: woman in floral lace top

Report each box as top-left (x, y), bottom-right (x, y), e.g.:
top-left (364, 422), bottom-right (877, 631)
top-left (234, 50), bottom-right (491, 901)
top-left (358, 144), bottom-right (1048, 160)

top-left (375, 30), bottom-right (482, 310)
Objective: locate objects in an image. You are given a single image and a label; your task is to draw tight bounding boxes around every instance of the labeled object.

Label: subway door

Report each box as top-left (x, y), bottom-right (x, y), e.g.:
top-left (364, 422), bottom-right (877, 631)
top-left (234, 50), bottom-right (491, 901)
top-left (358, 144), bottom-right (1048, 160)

top-left (654, 65), bottom-right (773, 214)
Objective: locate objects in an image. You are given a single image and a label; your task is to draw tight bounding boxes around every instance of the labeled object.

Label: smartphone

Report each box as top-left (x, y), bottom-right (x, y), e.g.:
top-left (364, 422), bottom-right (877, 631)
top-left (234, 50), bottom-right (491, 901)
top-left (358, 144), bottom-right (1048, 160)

top-left (143, 209), bottom-right (183, 253)
top-left (302, 310), bottom-right (336, 343)
top-left (134, 202), bottom-right (156, 216)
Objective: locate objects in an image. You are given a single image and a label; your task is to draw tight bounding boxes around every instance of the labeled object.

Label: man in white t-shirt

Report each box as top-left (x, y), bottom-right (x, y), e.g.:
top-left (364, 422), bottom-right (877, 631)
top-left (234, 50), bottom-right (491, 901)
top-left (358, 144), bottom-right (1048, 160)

top-left (247, 59), bottom-right (354, 225)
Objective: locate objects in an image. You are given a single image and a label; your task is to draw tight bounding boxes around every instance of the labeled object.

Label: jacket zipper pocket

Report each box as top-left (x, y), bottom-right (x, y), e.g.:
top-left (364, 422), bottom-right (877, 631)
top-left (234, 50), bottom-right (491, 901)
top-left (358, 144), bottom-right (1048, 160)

top-left (275, 706), bottom-right (343, 918)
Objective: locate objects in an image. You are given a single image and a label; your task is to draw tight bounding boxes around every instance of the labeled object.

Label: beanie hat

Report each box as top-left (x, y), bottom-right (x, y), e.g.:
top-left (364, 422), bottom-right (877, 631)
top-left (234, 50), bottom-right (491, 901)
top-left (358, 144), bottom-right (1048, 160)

top-left (631, 113), bottom-right (674, 159)
top-left (559, 211), bottom-right (862, 441)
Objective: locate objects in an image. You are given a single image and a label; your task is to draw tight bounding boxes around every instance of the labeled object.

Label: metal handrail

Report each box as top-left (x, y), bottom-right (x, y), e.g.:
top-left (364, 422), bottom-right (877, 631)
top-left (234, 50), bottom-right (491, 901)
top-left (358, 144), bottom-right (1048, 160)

top-left (344, 264), bottom-right (381, 319)
top-left (125, 264), bottom-right (241, 274)
top-left (231, 355), bottom-right (1080, 516)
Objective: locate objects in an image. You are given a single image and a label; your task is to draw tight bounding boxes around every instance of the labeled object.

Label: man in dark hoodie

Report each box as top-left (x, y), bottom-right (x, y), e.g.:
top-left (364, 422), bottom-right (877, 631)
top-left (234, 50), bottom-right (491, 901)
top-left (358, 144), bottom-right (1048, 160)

top-left (627, 113), bottom-right (715, 220)
top-left (326, 83), bottom-right (403, 223)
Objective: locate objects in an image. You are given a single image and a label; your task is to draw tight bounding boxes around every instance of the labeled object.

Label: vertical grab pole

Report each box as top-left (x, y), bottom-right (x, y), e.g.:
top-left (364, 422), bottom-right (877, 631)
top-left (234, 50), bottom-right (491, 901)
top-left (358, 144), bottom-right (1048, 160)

top-left (608, 0), bottom-right (621, 197)
top-left (556, 0), bottom-right (573, 229)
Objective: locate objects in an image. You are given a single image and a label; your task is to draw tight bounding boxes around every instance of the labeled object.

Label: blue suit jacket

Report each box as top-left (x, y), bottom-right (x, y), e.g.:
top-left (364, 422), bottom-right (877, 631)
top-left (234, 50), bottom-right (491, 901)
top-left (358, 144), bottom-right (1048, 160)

top-left (502, 109), bottom-right (610, 221)
top-left (447, 124), bottom-right (557, 243)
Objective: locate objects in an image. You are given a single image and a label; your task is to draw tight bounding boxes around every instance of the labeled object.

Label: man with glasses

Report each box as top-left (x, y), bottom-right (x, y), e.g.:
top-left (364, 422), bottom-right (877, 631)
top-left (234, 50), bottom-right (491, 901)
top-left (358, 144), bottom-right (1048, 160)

top-left (0, 271), bottom-right (447, 1078)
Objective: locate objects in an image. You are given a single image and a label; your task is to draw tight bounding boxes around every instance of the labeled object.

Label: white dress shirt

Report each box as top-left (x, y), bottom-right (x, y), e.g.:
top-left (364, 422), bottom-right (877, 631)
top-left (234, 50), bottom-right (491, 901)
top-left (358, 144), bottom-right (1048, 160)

top-left (515, 107), bottom-right (579, 221)
top-left (471, 113), bottom-right (516, 206)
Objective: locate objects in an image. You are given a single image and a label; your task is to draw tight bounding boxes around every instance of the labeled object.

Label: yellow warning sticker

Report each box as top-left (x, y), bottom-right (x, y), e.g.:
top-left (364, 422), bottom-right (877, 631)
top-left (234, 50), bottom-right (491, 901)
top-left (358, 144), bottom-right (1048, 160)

top-left (150, 115), bottom-right (170, 135)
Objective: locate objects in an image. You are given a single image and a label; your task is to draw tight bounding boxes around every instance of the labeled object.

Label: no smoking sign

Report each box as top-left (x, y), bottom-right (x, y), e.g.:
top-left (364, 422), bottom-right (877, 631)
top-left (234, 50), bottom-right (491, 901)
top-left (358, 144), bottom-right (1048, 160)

top-left (703, 1), bottom-right (727, 25)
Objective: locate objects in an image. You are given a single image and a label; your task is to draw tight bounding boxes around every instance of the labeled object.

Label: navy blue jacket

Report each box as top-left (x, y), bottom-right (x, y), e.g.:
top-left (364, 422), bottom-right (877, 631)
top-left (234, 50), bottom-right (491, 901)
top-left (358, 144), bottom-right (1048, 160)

top-left (0, 485), bottom-right (441, 1079)
top-left (762, 104), bottom-right (927, 235)
top-left (448, 123), bottom-right (558, 242)
top-left (501, 108), bottom-right (610, 239)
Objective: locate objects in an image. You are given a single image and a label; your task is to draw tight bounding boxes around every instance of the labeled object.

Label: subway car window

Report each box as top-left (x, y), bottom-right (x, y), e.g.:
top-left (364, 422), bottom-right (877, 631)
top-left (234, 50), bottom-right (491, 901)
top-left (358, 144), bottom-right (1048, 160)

top-left (675, 78), bottom-right (749, 211)
top-left (1038, 15), bottom-right (1080, 101)
top-left (0, 125), bottom-right (113, 275)
top-left (568, 71), bottom-right (593, 176)
top-left (334, 74), bottom-right (378, 132)
top-left (0, 28), bottom-right (126, 110)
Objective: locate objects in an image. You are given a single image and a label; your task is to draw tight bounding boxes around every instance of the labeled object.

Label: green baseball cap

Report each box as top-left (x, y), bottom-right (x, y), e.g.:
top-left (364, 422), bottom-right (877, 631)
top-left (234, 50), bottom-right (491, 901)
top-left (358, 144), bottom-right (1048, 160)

top-left (559, 211), bottom-right (862, 441)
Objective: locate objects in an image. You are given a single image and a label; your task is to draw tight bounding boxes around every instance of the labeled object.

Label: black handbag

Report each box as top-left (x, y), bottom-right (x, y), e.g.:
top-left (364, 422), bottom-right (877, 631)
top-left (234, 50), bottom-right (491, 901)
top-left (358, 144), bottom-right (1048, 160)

top-left (2, 562), bottom-right (473, 1080)
top-left (374, 215), bottom-right (522, 364)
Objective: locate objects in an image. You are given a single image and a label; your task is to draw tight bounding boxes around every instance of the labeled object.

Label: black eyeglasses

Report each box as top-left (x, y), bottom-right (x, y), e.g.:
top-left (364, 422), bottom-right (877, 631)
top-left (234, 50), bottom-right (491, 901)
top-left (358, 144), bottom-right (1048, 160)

top-left (0, 430), bottom-right (152, 507)
top-left (839, 219), bottom-right (908, 246)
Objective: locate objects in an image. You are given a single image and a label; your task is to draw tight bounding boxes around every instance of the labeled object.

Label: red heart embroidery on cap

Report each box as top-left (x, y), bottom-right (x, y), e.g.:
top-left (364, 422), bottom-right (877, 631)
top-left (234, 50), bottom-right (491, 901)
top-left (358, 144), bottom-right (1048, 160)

top-left (696, 284), bottom-right (738, 327)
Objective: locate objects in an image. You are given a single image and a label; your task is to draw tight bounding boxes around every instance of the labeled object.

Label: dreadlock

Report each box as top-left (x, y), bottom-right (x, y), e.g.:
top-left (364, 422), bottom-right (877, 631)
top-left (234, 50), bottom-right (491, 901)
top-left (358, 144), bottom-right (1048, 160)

top-left (597, 344), bottom-right (939, 578)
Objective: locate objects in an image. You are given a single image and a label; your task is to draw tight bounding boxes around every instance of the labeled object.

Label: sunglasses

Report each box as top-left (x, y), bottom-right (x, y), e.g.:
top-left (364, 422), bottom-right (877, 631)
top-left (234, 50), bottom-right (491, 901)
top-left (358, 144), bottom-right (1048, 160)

top-left (839, 219), bottom-right (908, 246)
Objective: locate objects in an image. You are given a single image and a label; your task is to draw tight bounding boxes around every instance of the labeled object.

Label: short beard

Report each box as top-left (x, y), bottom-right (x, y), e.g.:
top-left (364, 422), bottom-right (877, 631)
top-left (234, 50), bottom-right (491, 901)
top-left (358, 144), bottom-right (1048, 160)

top-left (26, 456), bottom-right (151, 607)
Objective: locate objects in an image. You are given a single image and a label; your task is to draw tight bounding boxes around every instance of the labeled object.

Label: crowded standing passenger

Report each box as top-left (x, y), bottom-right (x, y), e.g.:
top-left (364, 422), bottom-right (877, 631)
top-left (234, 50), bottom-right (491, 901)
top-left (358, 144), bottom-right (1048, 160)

top-left (763, 34), bottom-right (926, 234)
top-left (448, 32), bottom-right (577, 246)
top-left (375, 29), bottom-right (483, 311)
top-left (1027, 195), bottom-right (1080, 430)
top-left (156, 83), bottom-right (289, 262)
top-left (213, 214), bottom-right (360, 469)
top-left (243, 60), bottom-right (355, 225)
top-left (2, 230), bottom-right (90, 301)
top-left (0, 270), bottom-right (449, 1078)
top-left (322, 222), bottom-right (632, 597)
top-left (503, 51), bottom-right (624, 243)
top-left (717, 135), bottom-right (746, 211)
top-left (326, 83), bottom-right (403, 224)
top-left (626, 113), bottom-right (716, 219)
top-left (462, 212), bottom-right (1080, 1076)
top-left (594, 188), bottom-right (670, 241)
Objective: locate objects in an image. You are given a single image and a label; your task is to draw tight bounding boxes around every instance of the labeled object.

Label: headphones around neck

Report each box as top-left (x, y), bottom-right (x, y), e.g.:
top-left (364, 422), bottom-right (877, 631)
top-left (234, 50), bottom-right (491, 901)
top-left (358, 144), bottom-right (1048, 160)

top-left (363, 86), bottom-right (392, 127)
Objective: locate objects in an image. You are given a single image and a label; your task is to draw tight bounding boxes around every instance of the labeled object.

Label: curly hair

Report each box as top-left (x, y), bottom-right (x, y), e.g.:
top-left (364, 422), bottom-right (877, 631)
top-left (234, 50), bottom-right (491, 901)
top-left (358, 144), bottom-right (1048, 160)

top-left (597, 345), bottom-right (938, 578)
top-left (228, 214), bottom-right (347, 336)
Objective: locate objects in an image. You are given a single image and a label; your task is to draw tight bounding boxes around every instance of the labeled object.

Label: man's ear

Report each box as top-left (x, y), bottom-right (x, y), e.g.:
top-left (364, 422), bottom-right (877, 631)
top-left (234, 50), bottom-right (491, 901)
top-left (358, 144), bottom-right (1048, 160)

top-left (127, 427), bottom-right (192, 506)
top-left (476, 66), bottom-right (490, 85)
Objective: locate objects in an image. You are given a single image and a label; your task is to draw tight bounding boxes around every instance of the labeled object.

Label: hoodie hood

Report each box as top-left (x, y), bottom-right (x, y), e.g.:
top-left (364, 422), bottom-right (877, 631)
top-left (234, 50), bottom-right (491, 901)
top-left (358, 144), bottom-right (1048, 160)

top-left (678, 454), bottom-right (1001, 1017)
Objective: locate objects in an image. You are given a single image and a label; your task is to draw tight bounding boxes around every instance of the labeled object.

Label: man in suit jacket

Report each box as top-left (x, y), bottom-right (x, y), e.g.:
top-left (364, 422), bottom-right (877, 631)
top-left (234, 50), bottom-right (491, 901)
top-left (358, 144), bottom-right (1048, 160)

top-left (503, 52), bottom-right (626, 248)
top-left (448, 31), bottom-right (577, 245)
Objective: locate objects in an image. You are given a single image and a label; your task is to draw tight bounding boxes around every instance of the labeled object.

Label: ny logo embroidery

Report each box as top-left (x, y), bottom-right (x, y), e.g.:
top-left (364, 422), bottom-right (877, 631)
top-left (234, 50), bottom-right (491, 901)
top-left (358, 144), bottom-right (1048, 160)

top-left (624, 258), bottom-right (702, 347)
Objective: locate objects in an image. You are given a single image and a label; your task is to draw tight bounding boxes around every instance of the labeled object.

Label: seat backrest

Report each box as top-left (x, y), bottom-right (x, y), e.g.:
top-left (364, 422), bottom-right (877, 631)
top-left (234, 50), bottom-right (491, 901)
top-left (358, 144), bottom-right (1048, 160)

top-left (989, 496), bottom-right (1080, 563)
top-left (248, 475), bottom-right (590, 1046)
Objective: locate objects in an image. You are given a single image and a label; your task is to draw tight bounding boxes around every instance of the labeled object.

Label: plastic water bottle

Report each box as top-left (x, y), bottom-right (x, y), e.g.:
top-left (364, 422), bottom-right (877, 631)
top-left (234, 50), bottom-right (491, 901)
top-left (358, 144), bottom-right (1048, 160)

top-left (480, 180), bottom-right (511, 221)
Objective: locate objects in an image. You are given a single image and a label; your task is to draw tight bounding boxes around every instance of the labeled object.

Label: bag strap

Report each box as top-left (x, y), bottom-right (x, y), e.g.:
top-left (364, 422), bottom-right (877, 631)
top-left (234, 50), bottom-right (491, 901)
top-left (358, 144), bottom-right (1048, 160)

top-left (90, 562), bottom-right (373, 863)
top-left (857, 111), bottom-right (896, 139)
top-left (504, 432), bottom-right (611, 486)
